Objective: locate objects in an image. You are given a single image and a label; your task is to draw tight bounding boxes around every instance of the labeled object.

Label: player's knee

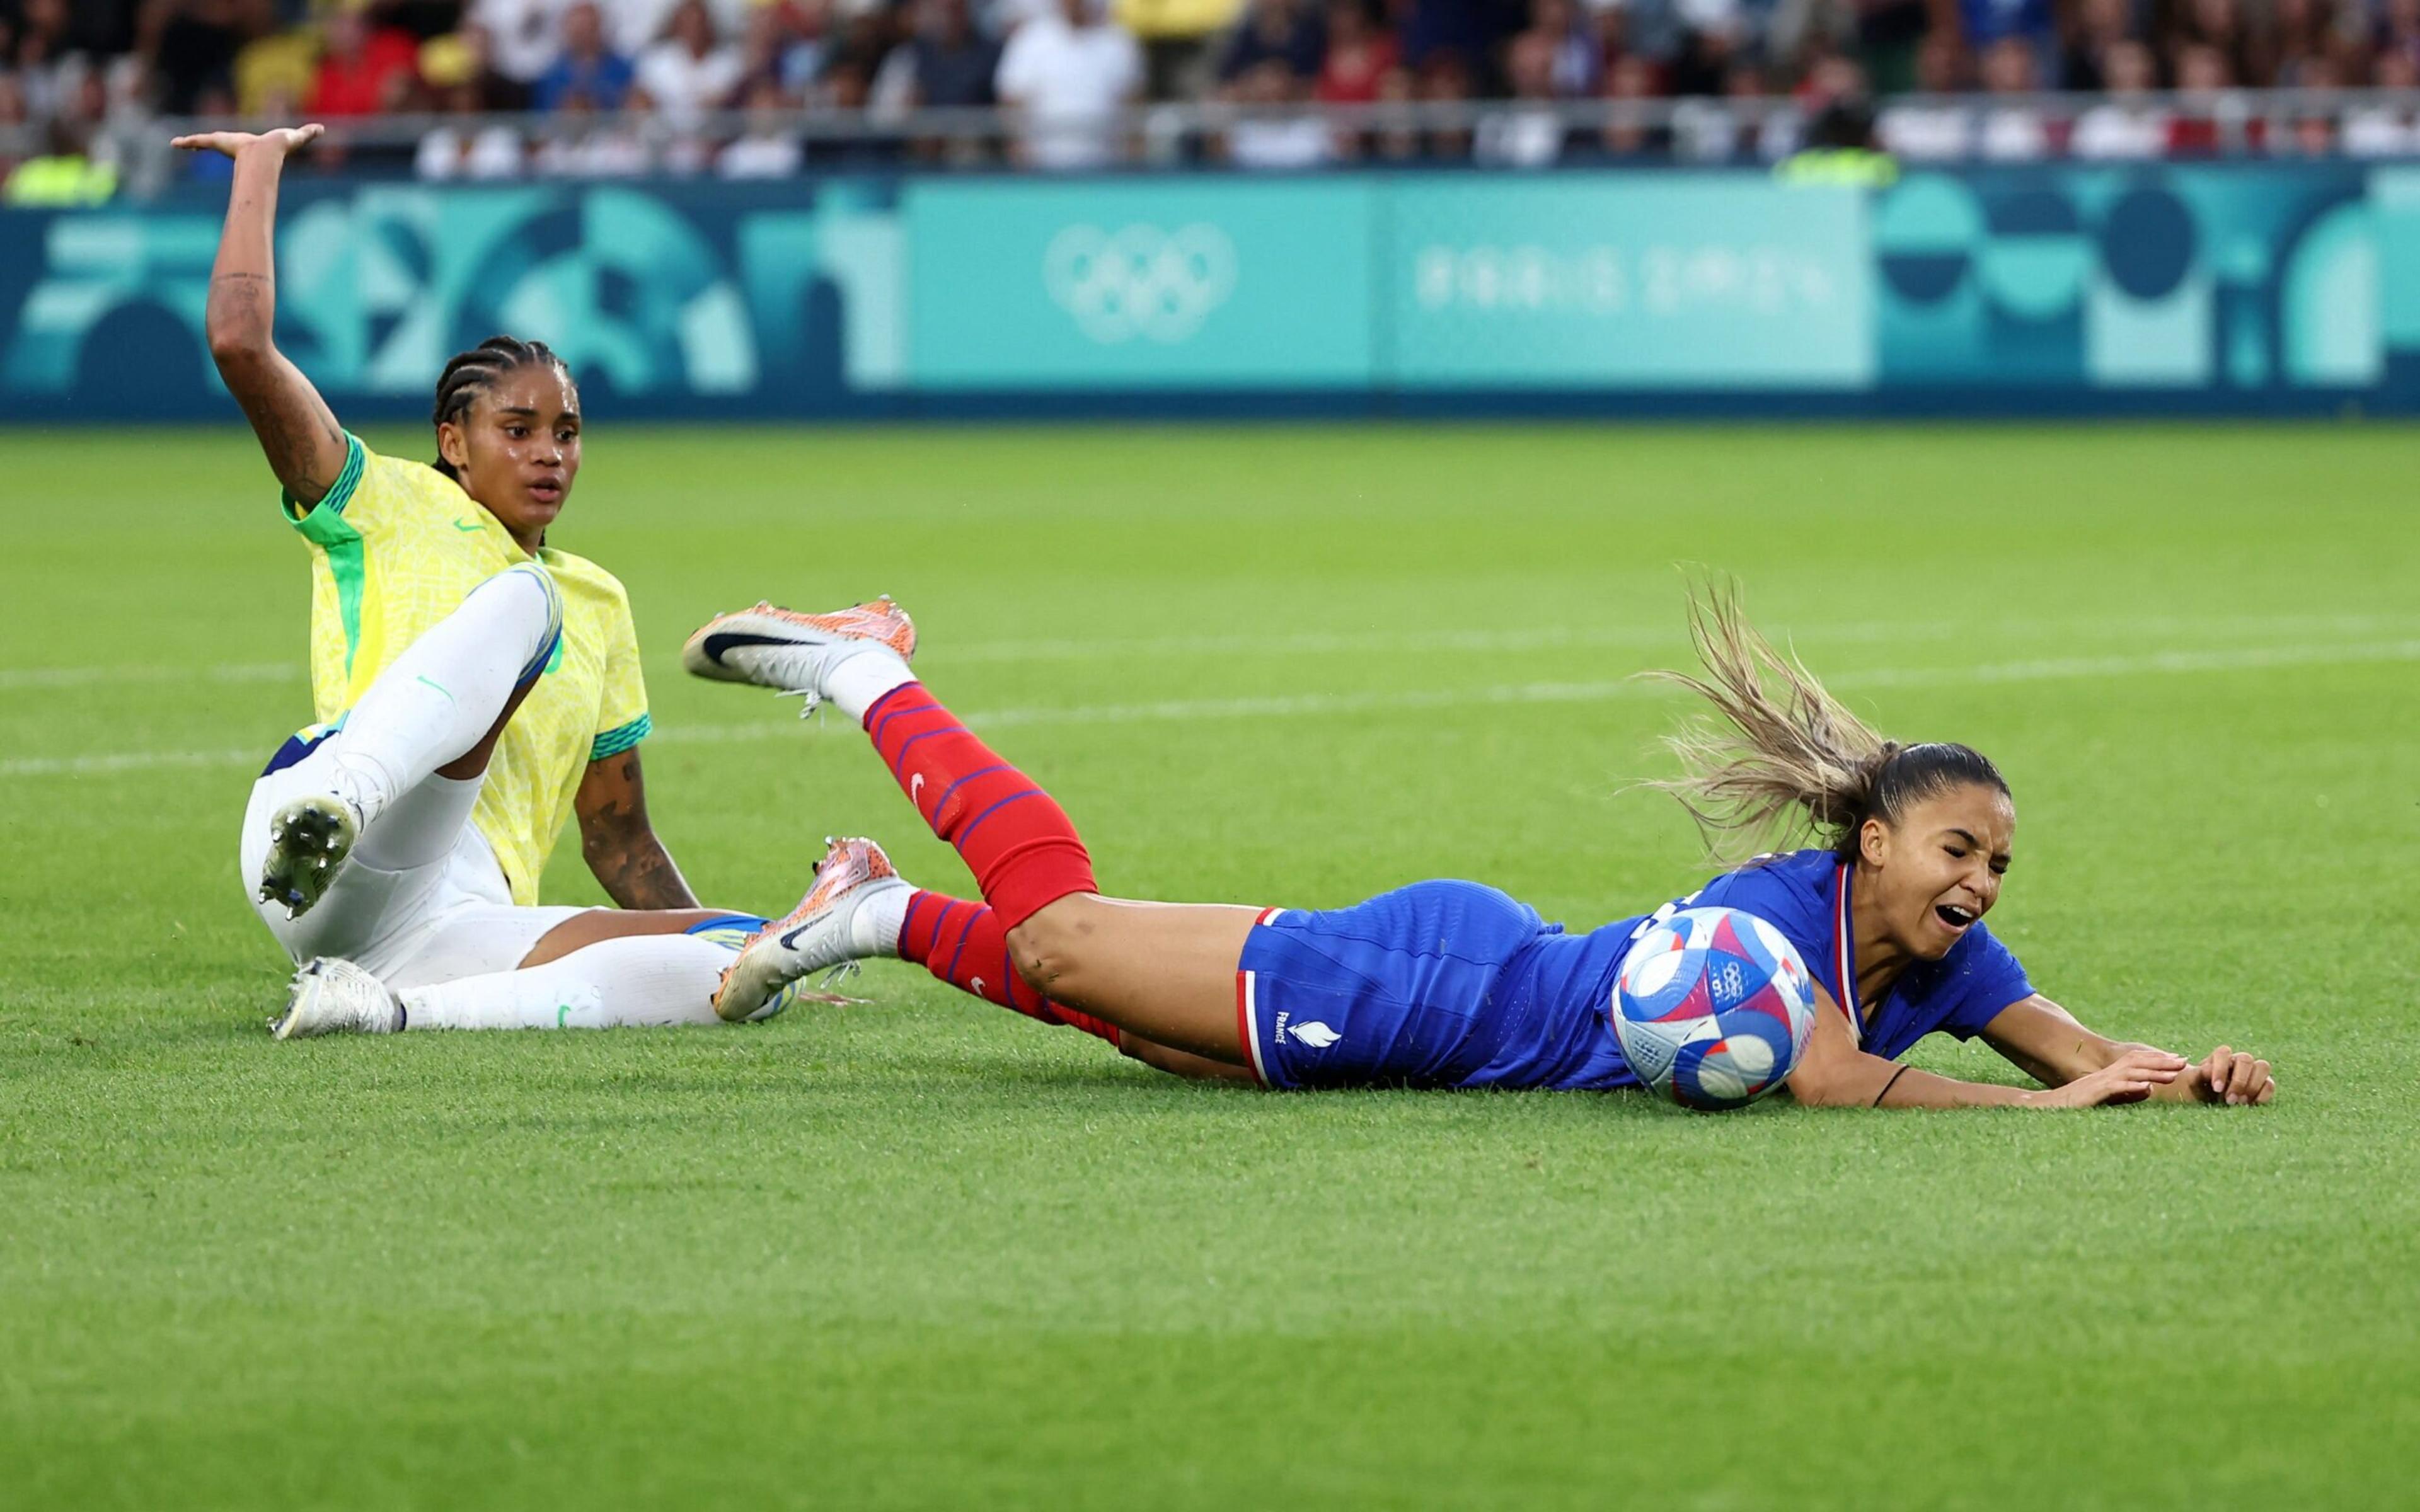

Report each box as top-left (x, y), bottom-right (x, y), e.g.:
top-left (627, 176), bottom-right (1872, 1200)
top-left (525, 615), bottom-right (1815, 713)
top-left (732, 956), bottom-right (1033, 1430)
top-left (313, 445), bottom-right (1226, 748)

top-left (1005, 922), bottom-right (1066, 996)
top-left (478, 559), bottom-right (558, 614)
top-left (475, 564), bottom-right (564, 668)
top-left (1005, 898), bottom-right (1097, 995)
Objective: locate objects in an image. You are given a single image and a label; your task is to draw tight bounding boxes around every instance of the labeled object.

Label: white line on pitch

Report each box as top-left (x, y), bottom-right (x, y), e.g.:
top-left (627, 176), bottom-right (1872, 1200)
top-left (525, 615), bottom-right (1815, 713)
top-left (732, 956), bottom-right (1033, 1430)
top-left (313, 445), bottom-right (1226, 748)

top-left (3, 611), bottom-right (2416, 691)
top-left (0, 746), bottom-right (266, 776)
top-left (925, 610), bottom-right (2420, 666)
top-left (672, 637), bottom-right (2420, 738)
top-left (7, 637), bottom-right (2407, 781)
top-left (0, 662), bottom-right (297, 692)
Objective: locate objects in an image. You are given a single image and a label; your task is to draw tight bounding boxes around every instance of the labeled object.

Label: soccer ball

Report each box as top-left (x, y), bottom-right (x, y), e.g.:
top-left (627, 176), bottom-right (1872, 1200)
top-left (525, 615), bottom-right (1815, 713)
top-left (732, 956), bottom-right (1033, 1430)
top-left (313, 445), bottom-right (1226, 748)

top-left (1611, 907), bottom-right (1817, 1111)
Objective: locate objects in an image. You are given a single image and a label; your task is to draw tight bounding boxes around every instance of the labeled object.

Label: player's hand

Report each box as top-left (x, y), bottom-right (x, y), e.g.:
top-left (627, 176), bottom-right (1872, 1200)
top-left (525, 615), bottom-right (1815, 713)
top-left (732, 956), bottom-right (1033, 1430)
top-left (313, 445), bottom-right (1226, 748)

top-left (171, 123), bottom-right (325, 160)
top-left (2031, 1048), bottom-right (2187, 1108)
top-left (2189, 1045), bottom-right (2274, 1106)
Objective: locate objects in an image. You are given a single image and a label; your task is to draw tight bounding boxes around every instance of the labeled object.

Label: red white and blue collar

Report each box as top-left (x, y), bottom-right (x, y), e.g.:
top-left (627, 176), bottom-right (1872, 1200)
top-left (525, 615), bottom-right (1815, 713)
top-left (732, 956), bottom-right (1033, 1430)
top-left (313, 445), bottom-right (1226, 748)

top-left (1833, 861), bottom-right (1862, 1045)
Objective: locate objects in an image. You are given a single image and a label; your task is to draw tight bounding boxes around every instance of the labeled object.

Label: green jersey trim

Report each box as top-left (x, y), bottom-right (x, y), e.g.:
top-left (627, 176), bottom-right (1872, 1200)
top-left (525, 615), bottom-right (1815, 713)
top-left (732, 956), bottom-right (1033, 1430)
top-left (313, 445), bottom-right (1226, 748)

top-left (281, 432), bottom-right (367, 527)
top-left (280, 436), bottom-right (367, 675)
top-left (590, 713), bottom-right (652, 762)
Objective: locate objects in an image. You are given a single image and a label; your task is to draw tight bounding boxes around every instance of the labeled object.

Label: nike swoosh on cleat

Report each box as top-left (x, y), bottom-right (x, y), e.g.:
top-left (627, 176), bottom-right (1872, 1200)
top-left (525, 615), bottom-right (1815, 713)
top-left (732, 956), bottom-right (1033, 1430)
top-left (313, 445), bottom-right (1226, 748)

top-left (701, 631), bottom-right (810, 667)
top-left (779, 921), bottom-right (821, 951)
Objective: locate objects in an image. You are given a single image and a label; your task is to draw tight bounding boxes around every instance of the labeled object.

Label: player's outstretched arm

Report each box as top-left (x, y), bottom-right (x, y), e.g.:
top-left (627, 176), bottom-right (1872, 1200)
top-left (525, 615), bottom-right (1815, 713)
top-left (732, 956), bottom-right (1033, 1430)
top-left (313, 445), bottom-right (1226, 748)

top-left (176, 123), bottom-right (350, 510)
top-left (1980, 995), bottom-right (2276, 1106)
top-left (1785, 985), bottom-right (2189, 1109)
top-left (574, 750), bottom-right (703, 910)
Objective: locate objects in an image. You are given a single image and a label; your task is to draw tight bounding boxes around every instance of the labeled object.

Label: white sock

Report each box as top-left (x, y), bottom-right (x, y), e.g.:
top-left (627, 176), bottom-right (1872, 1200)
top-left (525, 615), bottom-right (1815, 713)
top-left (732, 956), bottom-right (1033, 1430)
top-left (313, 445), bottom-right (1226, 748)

top-left (400, 933), bottom-right (728, 1030)
top-left (815, 648), bottom-right (917, 723)
top-left (326, 566), bottom-right (559, 827)
top-left (352, 772), bottom-right (480, 873)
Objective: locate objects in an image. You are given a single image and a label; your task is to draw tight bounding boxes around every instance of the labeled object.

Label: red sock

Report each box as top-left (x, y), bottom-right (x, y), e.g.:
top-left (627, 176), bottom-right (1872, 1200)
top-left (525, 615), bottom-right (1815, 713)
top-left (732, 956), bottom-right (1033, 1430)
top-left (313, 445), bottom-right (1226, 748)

top-left (864, 683), bottom-right (1097, 930)
top-left (898, 890), bottom-right (1121, 1047)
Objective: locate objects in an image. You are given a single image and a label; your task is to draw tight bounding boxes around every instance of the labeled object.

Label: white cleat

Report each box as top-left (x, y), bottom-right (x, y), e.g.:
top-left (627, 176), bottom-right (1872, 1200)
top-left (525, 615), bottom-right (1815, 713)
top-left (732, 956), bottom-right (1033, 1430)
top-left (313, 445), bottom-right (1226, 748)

top-left (271, 956), bottom-right (403, 1040)
top-left (258, 793), bottom-right (362, 920)
top-left (680, 597), bottom-right (916, 715)
top-left (715, 837), bottom-right (911, 1023)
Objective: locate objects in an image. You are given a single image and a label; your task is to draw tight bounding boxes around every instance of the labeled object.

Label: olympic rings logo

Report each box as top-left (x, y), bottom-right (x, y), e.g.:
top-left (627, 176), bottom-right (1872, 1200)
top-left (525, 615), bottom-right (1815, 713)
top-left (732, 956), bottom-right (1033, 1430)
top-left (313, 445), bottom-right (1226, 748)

top-left (1042, 223), bottom-right (1238, 345)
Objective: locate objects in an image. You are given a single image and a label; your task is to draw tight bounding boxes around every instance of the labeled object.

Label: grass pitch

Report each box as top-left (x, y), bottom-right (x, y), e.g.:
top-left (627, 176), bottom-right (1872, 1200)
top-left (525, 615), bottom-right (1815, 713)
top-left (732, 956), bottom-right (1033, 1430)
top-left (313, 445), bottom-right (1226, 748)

top-left (1, 423), bottom-right (2414, 1509)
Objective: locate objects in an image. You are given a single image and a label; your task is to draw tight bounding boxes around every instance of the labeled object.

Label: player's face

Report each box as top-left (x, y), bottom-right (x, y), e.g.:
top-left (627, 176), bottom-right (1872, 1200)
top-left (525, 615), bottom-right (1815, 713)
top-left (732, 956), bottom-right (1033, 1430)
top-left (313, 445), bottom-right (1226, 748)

top-left (447, 367), bottom-right (582, 544)
top-left (1860, 784), bottom-right (2014, 961)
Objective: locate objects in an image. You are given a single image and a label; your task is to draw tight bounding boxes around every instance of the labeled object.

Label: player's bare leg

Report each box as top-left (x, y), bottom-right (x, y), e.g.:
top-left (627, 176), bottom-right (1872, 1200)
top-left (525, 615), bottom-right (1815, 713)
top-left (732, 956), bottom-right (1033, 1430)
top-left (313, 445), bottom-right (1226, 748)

top-left (1119, 1034), bottom-right (1259, 1082)
top-left (686, 597), bottom-right (1284, 1068)
top-left (1005, 896), bottom-right (1262, 1063)
top-left (516, 907), bottom-right (739, 966)
top-left (714, 841), bottom-right (1261, 1072)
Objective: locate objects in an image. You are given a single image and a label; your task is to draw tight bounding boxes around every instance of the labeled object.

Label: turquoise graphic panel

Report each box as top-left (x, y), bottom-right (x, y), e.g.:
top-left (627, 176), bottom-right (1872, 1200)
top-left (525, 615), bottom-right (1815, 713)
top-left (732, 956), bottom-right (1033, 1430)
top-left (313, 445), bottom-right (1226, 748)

top-left (2365, 166), bottom-right (2420, 389)
top-left (905, 178), bottom-right (1373, 388)
top-left (0, 179), bottom-right (903, 419)
top-left (1383, 175), bottom-right (1874, 387)
top-left (5, 166), bottom-right (2420, 417)
top-left (1873, 164), bottom-right (2394, 392)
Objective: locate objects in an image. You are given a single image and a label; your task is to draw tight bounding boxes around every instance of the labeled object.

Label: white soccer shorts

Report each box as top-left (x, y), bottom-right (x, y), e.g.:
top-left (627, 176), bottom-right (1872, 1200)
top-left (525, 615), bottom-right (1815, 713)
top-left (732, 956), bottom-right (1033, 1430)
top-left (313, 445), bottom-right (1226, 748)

top-left (238, 733), bottom-right (584, 990)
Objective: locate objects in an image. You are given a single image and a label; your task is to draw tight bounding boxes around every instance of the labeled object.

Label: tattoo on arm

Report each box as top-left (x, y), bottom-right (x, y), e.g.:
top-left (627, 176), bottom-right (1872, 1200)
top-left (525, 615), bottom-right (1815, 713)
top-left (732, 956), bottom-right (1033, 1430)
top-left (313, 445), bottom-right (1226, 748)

top-left (592, 837), bottom-right (701, 912)
top-left (580, 753), bottom-right (701, 910)
top-left (232, 378), bottom-right (343, 503)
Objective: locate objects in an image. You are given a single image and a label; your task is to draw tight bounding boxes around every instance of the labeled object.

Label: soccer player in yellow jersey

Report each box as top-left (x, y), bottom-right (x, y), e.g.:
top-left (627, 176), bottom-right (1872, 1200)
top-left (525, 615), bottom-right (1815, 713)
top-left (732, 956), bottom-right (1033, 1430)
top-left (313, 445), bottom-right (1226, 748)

top-left (180, 122), bottom-right (824, 1037)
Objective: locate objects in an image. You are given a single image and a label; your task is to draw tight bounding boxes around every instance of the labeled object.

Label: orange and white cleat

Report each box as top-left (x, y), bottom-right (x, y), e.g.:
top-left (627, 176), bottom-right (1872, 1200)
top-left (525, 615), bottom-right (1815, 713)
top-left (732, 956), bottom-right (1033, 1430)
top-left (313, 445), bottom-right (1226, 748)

top-left (681, 597), bottom-right (917, 712)
top-left (714, 836), bottom-right (912, 1022)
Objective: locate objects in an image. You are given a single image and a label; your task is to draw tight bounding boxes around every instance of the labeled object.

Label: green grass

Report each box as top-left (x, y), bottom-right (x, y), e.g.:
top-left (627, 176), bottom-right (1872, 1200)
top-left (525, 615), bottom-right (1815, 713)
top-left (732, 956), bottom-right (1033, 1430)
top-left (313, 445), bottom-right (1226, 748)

top-left (2, 423), bottom-right (2416, 1509)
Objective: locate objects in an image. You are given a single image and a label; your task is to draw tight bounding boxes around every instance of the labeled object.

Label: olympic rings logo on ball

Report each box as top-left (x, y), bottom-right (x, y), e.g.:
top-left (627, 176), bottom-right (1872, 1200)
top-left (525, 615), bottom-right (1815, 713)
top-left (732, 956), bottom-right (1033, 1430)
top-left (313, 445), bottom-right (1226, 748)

top-left (1042, 223), bottom-right (1238, 346)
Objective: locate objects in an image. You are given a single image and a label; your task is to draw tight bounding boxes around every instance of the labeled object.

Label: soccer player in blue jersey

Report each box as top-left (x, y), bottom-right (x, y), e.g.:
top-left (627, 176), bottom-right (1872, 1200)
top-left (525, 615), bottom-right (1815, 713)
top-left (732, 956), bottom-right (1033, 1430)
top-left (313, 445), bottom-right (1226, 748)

top-left (684, 588), bottom-right (2275, 1109)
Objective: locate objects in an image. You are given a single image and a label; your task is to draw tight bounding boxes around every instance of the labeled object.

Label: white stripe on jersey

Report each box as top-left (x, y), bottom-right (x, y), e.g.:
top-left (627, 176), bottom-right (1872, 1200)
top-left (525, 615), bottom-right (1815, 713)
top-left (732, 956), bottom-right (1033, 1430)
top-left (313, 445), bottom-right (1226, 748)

top-left (1833, 861), bottom-right (1861, 1046)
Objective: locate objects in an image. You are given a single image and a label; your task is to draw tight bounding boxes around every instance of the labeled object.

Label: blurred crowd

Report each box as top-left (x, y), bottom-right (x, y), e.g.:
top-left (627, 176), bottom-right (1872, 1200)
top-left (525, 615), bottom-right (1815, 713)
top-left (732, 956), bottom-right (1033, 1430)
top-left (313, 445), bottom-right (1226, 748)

top-left (5, 0), bottom-right (2420, 193)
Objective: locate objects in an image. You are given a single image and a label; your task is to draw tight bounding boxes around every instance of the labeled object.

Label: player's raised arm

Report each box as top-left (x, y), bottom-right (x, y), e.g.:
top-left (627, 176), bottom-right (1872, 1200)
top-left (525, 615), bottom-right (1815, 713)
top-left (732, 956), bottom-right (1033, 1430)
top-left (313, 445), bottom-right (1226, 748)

top-left (176, 123), bottom-right (351, 510)
top-left (1979, 994), bottom-right (2276, 1106)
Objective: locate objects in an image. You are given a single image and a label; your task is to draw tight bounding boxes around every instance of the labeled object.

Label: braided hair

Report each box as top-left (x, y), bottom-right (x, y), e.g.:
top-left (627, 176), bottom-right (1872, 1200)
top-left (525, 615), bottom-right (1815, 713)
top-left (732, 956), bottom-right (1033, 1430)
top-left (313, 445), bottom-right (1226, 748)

top-left (1641, 582), bottom-right (2010, 864)
top-left (430, 335), bottom-right (575, 482)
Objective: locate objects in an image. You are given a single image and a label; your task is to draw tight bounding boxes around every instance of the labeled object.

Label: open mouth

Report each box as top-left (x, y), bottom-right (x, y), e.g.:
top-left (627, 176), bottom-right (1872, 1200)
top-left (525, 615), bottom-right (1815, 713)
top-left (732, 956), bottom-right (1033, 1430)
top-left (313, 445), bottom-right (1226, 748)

top-left (1934, 903), bottom-right (1979, 931)
top-left (528, 479), bottom-right (564, 505)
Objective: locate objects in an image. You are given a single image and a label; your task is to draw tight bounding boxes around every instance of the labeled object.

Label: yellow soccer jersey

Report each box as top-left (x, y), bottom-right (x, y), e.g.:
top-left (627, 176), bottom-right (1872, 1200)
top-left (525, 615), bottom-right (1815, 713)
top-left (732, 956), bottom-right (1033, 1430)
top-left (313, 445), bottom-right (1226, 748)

top-left (284, 434), bottom-right (650, 905)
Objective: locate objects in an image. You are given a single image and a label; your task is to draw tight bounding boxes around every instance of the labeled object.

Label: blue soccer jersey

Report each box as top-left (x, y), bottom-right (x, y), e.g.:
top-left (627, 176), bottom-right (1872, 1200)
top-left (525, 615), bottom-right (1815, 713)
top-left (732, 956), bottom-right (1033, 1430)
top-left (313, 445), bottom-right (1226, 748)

top-left (1678, 849), bottom-right (2035, 1062)
top-left (1238, 849), bottom-right (2036, 1091)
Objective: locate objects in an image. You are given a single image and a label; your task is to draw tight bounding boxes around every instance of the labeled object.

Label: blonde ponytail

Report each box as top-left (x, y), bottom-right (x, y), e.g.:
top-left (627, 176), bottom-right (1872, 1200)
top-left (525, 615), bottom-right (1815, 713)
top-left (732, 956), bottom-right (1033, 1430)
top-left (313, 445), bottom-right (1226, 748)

top-left (1641, 583), bottom-right (2010, 864)
top-left (1640, 583), bottom-right (1894, 862)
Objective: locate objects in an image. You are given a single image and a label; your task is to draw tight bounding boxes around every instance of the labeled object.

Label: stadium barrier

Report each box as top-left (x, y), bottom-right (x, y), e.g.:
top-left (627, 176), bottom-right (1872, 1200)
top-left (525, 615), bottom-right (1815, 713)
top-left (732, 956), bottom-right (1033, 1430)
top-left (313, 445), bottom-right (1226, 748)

top-left (36, 90), bottom-right (2420, 192)
top-left (3, 161), bottom-right (2412, 421)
